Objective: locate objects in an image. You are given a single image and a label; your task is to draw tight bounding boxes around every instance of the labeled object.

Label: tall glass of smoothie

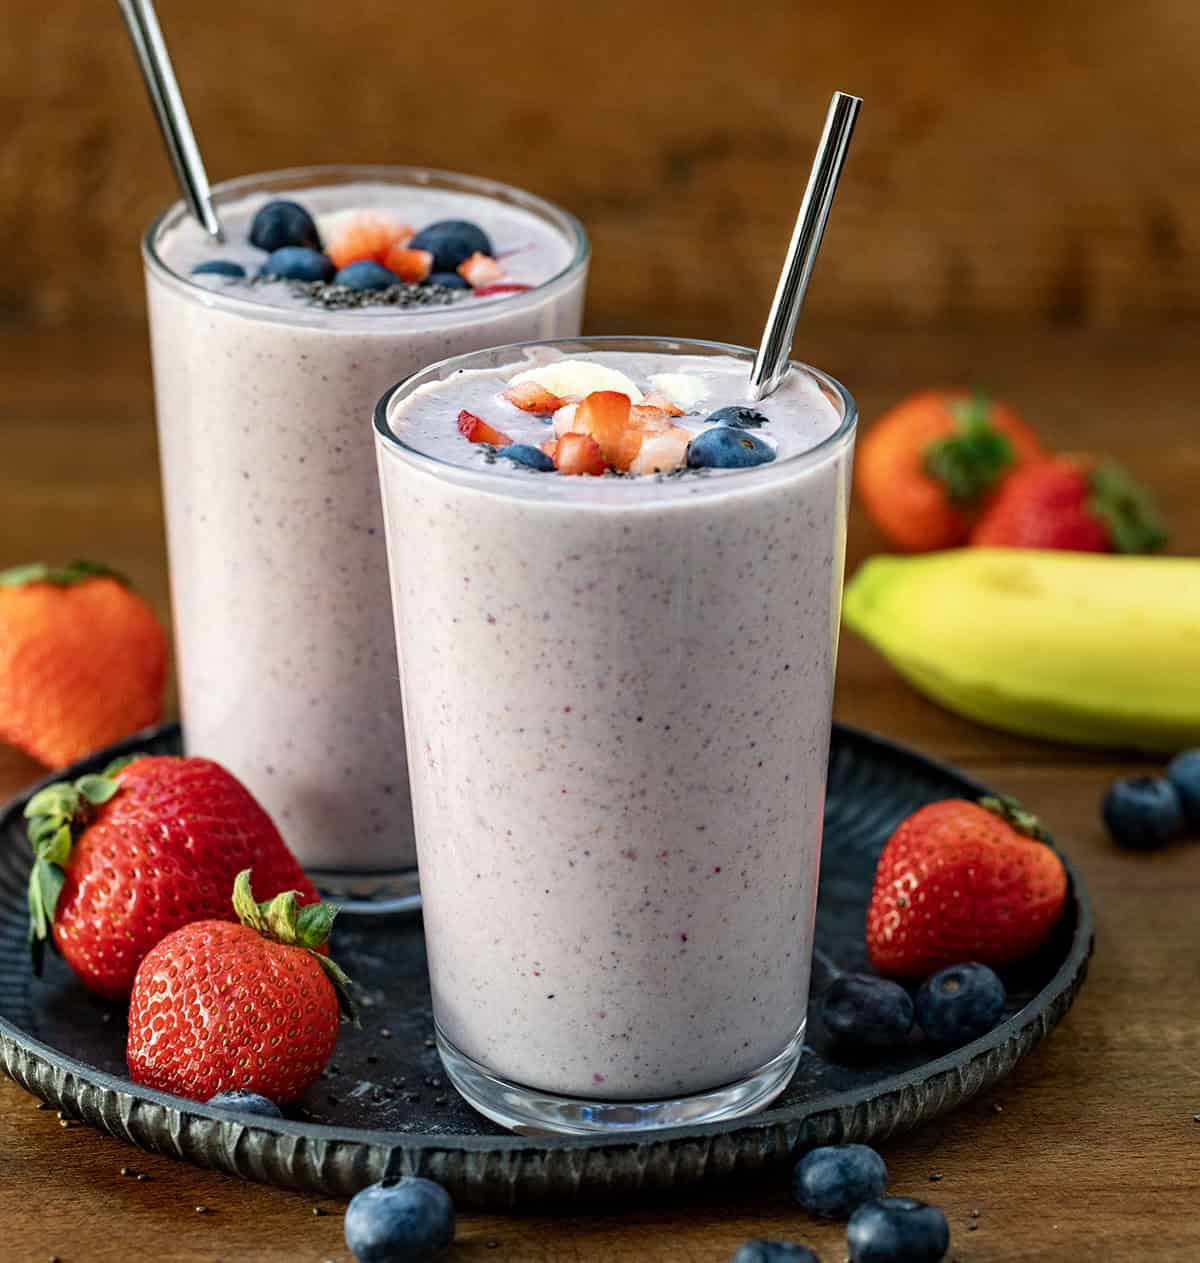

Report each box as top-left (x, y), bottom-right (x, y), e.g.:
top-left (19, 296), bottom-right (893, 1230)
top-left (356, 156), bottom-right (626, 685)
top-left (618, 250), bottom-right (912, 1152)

top-left (142, 166), bottom-right (588, 910)
top-left (374, 337), bottom-right (856, 1131)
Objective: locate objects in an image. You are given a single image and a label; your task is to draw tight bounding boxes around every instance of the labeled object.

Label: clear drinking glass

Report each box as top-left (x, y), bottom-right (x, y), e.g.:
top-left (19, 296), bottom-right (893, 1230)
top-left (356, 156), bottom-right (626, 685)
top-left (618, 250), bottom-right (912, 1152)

top-left (374, 337), bottom-right (856, 1131)
top-left (142, 165), bottom-right (589, 912)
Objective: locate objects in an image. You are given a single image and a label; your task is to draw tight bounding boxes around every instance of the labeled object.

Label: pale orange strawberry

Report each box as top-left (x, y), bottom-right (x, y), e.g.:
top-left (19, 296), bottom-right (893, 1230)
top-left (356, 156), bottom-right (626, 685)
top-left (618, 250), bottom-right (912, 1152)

top-left (458, 253), bottom-right (506, 287)
top-left (325, 213), bottom-right (413, 269)
top-left (575, 391), bottom-right (642, 471)
top-left (630, 403), bottom-right (677, 433)
top-left (553, 432), bottom-right (606, 476)
top-left (641, 391), bottom-right (685, 417)
top-left (383, 245), bottom-right (434, 284)
top-left (629, 426), bottom-right (692, 474)
top-left (504, 381), bottom-right (565, 414)
top-left (457, 410), bottom-right (512, 447)
top-left (541, 438), bottom-right (559, 460)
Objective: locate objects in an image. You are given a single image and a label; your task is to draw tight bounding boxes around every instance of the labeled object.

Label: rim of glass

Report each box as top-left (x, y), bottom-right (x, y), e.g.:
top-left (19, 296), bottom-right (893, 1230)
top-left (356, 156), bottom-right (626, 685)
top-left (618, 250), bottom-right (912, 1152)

top-left (374, 335), bottom-right (857, 505)
top-left (141, 163), bottom-right (590, 327)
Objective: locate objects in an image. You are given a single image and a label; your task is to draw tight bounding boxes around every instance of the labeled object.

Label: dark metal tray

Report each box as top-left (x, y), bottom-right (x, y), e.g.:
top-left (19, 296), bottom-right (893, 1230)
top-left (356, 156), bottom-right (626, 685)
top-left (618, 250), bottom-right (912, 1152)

top-left (0, 723), bottom-right (1092, 1208)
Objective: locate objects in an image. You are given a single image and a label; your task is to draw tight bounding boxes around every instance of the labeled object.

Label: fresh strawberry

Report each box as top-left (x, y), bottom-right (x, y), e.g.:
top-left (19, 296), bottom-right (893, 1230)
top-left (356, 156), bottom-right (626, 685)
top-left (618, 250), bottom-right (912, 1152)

top-left (457, 410), bottom-right (512, 447)
top-left (126, 870), bottom-right (353, 1104)
top-left (866, 796), bottom-right (1069, 979)
top-left (639, 392), bottom-right (686, 418)
top-left (575, 390), bottom-right (642, 471)
top-left (541, 438), bottom-right (559, 460)
top-left (0, 561), bottom-right (166, 769)
top-left (457, 253), bottom-right (506, 287)
top-left (383, 244), bottom-right (433, 284)
top-left (628, 426), bottom-right (692, 474)
top-left (969, 457), bottom-right (1166, 553)
top-left (553, 432), bottom-right (606, 476)
top-left (325, 213), bottom-right (413, 269)
top-left (26, 754), bottom-right (319, 998)
top-left (630, 403), bottom-right (677, 433)
top-left (856, 391), bottom-right (1045, 552)
top-left (503, 381), bottom-right (565, 414)
top-left (472, 283), bottom-right (531, 298)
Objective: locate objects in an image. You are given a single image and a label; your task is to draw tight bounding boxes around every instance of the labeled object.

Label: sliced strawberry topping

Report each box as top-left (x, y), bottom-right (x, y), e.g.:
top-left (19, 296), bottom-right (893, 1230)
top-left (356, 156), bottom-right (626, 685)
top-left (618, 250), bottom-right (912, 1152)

top-left (629, 426), bottom-right (692, 474)
top-left (554, 432), bottom-right (606, 476)
top-left (541, 438), bottom-right (559, 460)
top-left (640, 391), bottom-right (685, 417)
top-left (575, 391), bottom-right (643, 471)
top-left (384, 245), bottom-right (434, 283)
top-left (630, 403), bottom-right (677, 433)
top-left (472, 283), bottom-right (532, 298)
top-left (457, 410), bottom-right (513, 447)
top-left (326, 214), bottom-right (414, 269)
top-left (458, 253), bottom-right (507, 288)
top-left (503, 381), bottom-right (565, 414)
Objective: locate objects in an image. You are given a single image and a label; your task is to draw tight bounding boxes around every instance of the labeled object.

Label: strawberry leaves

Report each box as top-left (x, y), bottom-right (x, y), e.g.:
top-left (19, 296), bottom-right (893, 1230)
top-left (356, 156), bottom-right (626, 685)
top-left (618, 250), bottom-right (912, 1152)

top-left (978, 794), bottom-right (1051, 844)
top-left (24, 768), bottom-right (127, 973)
top-left (922, 394), bottom-right (1015, 505)
top-left (0, 560), bottom-right (126, 589)
top-left (1087, 463), bottom-right (1168, 555)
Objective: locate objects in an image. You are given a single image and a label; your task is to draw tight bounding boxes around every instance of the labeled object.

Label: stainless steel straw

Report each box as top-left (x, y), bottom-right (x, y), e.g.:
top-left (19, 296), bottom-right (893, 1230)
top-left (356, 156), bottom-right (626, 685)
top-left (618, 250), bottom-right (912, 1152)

top-left (117, 0), bottom-right (225, 241)
top-left (749, 91), bottom-right (861, 400)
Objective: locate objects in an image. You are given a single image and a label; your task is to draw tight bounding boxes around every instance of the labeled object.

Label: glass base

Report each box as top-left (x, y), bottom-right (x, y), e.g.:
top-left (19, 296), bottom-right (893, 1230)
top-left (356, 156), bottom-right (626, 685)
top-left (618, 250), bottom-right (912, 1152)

top-left (437, 1022), bottom-right (805, 1136)
top-left (308, 866), bottom-right (421, 916)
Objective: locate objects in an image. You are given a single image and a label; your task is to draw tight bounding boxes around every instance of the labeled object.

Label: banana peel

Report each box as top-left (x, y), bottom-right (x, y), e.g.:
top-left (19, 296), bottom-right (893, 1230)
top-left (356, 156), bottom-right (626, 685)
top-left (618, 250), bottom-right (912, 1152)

top-left (842, 548), bottom-right (1200, 752)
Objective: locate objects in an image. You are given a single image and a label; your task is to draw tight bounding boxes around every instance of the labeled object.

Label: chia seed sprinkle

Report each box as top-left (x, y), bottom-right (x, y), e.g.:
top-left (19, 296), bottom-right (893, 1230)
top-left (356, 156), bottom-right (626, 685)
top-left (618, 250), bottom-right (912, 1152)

top-left (248, 275), bottom-right (468, 311)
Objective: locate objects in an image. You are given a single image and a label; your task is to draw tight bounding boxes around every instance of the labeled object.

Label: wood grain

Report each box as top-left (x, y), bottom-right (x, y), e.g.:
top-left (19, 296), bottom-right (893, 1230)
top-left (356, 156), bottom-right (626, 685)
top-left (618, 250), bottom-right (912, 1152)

top-left (3, 0), bottom-right (1200, 332)
top-left (1, 323), bottom-right (1199, 1259)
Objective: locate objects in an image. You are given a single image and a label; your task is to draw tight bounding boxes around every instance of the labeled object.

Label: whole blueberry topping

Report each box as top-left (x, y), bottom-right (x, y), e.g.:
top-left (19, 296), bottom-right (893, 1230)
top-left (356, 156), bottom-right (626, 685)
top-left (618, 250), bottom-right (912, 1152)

top-left (1102, 775), bottom-right (1185, 850)
top-left (205, 1089), bottom-right (282, 1119)
top-left (191, 259), bottom-right (246, 278)
top-left (847, 1197), bottom-right (950, 1263)
top-left (1165, 751), bottom-right (1200, 830)
top-left (732, 1242), bottom-right (821, 1263)
top-left (914, 962), bottom-right (1005, 1047)
top-left (499, 443), bottom-right (556, 472)
top-left (259, 247), bottom-right (336, 283)
top-left (408, 220), bottom-right (493, 273)
top-left (793, 1144), bottom-right (887, 1219)
top-left (820, 973), bottom-right (915, 1051)
top-left (334, 260), bottom-right (398, 291)
top-left (687, 426), bottom-right (775, 470)
top-left (344, 1177), bottom-right (455, 1263)
top-left (425, 271), bottom-right (471, 290)
top-left (248, 199), bottom-right (321, 252)
top-left (706, 404), bottom-right (770, 429)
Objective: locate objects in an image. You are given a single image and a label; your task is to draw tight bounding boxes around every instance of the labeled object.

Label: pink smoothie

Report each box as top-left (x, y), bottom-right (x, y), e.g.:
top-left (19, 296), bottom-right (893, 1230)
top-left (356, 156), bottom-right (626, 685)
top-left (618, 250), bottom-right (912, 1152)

top-left (144, 167), bottom-right (587, 887)
top-left (376, 341), bottom-right (856, 1101)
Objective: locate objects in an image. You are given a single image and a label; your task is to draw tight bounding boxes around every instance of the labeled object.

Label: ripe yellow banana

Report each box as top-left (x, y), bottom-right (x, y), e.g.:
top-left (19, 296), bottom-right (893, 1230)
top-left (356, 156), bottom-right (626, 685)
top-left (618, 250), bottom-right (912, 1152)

top-left (842, 549), bottom-right (1200, 752)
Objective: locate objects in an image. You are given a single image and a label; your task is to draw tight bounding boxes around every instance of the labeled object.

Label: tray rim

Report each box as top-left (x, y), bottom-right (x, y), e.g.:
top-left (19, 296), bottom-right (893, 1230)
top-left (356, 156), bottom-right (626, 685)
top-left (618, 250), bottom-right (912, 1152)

top-left (0, 722), bottom-right (1095, 1199)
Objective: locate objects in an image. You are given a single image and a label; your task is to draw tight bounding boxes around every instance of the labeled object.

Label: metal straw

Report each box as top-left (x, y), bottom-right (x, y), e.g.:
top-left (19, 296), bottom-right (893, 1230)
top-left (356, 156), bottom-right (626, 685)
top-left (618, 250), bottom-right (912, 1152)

top-left (117, 0), bottom-right (224, 241)
top-left (749, 91), bottom-right (861, 400)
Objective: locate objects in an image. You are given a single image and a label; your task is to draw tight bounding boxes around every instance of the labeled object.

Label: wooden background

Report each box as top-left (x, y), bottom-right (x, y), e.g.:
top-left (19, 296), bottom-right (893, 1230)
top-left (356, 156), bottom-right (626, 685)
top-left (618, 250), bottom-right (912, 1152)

top-left (3, 0), bottom-right (1200, 336)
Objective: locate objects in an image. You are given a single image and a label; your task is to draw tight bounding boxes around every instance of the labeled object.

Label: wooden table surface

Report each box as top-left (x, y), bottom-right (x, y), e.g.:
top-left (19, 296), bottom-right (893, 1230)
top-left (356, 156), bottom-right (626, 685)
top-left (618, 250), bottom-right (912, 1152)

top-left (2, 322), bottom-right (1198, 1261)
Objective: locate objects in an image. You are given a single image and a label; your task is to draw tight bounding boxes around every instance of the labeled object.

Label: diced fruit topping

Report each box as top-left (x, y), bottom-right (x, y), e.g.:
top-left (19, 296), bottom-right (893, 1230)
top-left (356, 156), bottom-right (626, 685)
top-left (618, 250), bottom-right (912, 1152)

top-left (427, 271), bottom-right (471, 290)
top-left (504, 381), bottom-right (566, 414)
top-left (383, 245), bottom-right (434, 284)
top-left (540, 439), bottom-right (559, 459)
top-left (249, 200), bottom-right (322, 252)
top-left (457, 410), bottom-right (512, 447)
top-left (629, 403), bottom-right (678, 432)
top-left (648, 372), bottom-right (709, 410)
top-left (192, 260), bottom-right (246, 278)
top-left (508, 360), bottom-right (644, 404)
top-left (333, 260), bottom-right (397, 291)
top-left (686, 426), bottom-right (775, 469)
top-left (574, 391), bottom-right (642, 471)
top-left (408, 220), bottom-right (494, 273)
top-left (553, 432), bottom-right (606, 476)
top-left (324, 212), bottom-right (414, 269)
top-left (457, 253), bottom-right (506, 287)
top-left (499, 444), bottom-right (556, 472)
top-left (472, 283), bottom-right (532, 297)
top-left (259, 247), bottom-right (335, 283)
top-left (628, 426), bottom-right (692, 474)
top-left (552, 404), bottom-right (580, 436)
top-left (640, 391), bottom-right (685, 417)
top-left (706, 404), bottom-right (769, 429)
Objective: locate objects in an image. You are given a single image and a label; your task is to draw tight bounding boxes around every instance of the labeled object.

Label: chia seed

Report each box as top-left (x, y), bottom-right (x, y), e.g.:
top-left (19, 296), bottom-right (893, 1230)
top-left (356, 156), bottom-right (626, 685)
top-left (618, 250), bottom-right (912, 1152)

top-left (248, 275), bottom-right (467, 311)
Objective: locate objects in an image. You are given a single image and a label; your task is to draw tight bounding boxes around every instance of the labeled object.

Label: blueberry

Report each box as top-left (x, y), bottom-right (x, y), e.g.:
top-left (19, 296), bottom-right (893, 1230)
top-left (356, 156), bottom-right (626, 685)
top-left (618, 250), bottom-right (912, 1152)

top-left (191, 259), bottom-right (246, 278)
top-left (499, 443), bottom-right (556, 472)
top-left (793, 1144), bottom-right (887, 1219)
top-left (1166, 750), bottom-right (1200, 829)
top-left (914, 962), bottom-right (1006, 1047)
top-left (259, 247), bottom-right (335, 283)
top-left (205, 1089), bottom-right (282, 1119)
top-left (425, 271), bottom-right (471, 290)
top-left (334, 261), bottom-right (398, 291)
top-left (408, 220), bottom-right (493, 273)
top-left (248, 199), bottom-right (321, 252)
top-left (732, 1242), bottom-right (821, 1263)
top-left (344, 1177), bottom-right (455, 1263)
top-left (820, 973), bottom-right (915, 1051)
top-left (706, 404), bottom-right (770, 429)
top-left (847, 1198), bottom-right (949, 1263)
top-left (687, 427), bottom-right (775, 469)
top-left (1102, 775), bottom-right (1185, 850)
